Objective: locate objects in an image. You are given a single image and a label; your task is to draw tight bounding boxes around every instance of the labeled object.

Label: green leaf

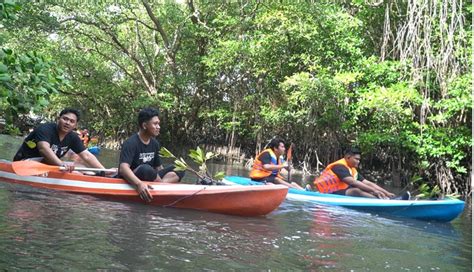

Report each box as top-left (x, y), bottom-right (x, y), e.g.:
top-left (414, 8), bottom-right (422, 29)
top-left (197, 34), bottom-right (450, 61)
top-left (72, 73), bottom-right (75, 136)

top-left (159, 147), bottom-right (176, 159)
top-left (2, 48), bottom-right (12, 55)
top-left (213, 171), bottom-right (225, 181)
top-left (196, 146), bottom-right (204, 160)
top-left (415, 193), bottom-right (426, 199)
top-left (0, 74), bottom-right (10, 81)
top-left (0, 63), bottom-right (7, 73)
top-left (189, 148), bottom-right (204, 165)
top-left (33, 63), bottom-right (42, 73)
top-left (174, 158), bottom-right (188, 172)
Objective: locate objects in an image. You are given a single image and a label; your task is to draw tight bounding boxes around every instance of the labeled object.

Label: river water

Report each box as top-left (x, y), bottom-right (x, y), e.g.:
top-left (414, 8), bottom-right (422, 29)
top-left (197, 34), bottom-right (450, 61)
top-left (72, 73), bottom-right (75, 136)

top-left (0, 134), bottom-right (471, 271)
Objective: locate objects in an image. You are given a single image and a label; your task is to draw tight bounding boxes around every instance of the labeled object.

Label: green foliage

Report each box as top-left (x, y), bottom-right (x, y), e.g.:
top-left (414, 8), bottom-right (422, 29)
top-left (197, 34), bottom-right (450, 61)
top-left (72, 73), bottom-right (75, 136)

top-left (159, 147), bottom-right (176, 160)
top-left (0, 0), bottom-right (69, 128)
top-left (416, 183), bottom-right (441, 199)
top-left (0, 0), bottom-right (20, 20)
top-left (409, 126), bottom-right (471, 174)
top-left (173, 158), bottom-right (188, 173)
top-left (0, 49), bottom-right (69, 124)
top-left (2, 1), bottom-right (470, 196)
top-left (431, 74), bottom-right (472, 123)
top-left (414, 179), bottom-right (460, 200)
top-left (189, 146), bottom-right (216, 166)
top-left (160, 148), bottom-right (187, 172)
top-left (3, 123), bottom-right (20, 135)
top-left (213, 171), bottom-right (226, 181)
top-left (160, 146), bottom-right (224, 183)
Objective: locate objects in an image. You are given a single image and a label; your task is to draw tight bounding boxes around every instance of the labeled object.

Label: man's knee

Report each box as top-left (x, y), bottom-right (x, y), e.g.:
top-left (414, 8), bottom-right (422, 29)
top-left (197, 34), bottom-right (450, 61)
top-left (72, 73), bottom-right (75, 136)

top-left (133, 164), bottom-right (158, 181)
top-left (161, 171), bottom-right (179, 183)
top-left (158, 165), bottom-right (185, 182)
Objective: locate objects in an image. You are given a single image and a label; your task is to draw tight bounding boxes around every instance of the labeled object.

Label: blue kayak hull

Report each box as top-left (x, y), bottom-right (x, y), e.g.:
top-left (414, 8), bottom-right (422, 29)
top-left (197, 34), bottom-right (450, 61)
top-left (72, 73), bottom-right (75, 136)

top-left (224, 176), bottom-right (465, 222)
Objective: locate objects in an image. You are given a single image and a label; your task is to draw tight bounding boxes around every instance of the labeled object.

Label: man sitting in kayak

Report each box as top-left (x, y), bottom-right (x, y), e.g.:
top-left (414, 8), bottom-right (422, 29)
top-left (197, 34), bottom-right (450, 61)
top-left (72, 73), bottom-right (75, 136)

top-left (310, 147), bottom-right (398, 199)
top-left (118, 107), bottom-right (184, 202)
top-left (77, 128), bottom-right (90, 147)
top-left (250, 138), bottom-right (304, 189)
top-left (13, 108), bottom-right (107, 172)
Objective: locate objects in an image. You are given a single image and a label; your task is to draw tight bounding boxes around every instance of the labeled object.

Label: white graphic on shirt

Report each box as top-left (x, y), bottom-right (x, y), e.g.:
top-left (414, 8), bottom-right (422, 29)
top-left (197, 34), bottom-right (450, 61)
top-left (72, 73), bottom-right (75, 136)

top-left (51, 144), bottom-right (59, 154)
top-left (139, 152), bottom-right (155, 163)
top-left (50, 144), bottom-right (69, 157)
top-left (60, 146), bottom-right (69, 156)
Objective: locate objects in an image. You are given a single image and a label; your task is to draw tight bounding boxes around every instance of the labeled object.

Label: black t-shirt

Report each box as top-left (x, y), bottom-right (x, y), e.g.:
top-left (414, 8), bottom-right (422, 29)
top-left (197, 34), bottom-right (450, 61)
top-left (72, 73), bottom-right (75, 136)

top-left (119, 134), bottom-right (162, 170)
top-left (13, 123), bottom-right (86, 161)
top-left (332, 164), bottom-right (364, 181)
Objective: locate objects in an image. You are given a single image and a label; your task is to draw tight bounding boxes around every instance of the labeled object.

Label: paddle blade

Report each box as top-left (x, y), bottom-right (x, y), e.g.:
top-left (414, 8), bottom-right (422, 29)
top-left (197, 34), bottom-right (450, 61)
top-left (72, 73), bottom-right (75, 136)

top-left (12, 161), bottom-right (60, 176)
top-left (286, 143), bottom-right (295, 183)
top-left (287, 143), bottom-right (294, 162)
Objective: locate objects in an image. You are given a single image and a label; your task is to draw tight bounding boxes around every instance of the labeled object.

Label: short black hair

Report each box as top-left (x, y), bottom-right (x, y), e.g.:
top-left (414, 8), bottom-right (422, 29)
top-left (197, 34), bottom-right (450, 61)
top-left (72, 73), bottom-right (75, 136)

top-left (59, 108), bottom-right (81, 122)
top-left (268, 137), bottom-right (285, 149)
top-left (344, 147), bottom-right (361, 156)
top-left (138, 107), bottom-right (160, 127)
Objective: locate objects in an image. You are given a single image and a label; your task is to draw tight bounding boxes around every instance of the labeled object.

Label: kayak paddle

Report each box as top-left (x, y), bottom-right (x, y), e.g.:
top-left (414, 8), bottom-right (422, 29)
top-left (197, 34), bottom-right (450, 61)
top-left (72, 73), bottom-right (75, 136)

top-left (286, 143), bottom-right (294, 182)
top-left (12, 161), bottom-right (117, 176)
top-left (285, 143), bottom-right (305, 190)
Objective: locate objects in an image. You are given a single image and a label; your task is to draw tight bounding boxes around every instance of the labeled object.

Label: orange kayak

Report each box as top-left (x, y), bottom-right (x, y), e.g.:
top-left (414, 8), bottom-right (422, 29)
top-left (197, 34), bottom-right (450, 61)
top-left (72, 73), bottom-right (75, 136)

top-left (0, 161), bottom-right (287, 217)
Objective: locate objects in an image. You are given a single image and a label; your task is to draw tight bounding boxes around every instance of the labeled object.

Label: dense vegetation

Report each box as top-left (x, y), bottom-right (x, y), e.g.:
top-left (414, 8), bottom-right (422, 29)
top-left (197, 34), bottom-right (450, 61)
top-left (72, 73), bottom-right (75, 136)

top-left (0, 1), bottom-right (471, 197)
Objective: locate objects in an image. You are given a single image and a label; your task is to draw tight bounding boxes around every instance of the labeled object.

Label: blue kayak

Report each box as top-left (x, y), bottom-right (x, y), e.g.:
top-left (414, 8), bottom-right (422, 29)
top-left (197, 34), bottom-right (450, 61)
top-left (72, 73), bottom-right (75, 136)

top-left (88, 146), bottom-right (101, 155)
top-left (223, 176), bottom-right (465, 222)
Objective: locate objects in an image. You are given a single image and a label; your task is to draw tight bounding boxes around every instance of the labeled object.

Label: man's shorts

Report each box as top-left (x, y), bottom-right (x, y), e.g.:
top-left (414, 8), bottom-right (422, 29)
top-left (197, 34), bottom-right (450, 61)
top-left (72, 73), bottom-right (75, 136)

top-left (332, 185), bottom-right (354, 195)
top-left (133, 164), bottom-right (185, 182)
top-left (250, 175), bottom-right (276, 184)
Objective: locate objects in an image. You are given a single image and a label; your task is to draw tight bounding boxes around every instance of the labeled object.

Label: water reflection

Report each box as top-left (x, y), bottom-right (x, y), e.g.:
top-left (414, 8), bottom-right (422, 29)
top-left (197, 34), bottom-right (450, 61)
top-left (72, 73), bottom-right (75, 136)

top-left (106, 204), bottom-right (286, 269)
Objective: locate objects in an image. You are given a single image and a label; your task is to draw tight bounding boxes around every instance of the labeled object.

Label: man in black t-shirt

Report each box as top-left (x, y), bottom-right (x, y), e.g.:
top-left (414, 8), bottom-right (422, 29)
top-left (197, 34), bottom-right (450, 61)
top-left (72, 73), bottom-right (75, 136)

top-left (13, 108), bottom-right (107, 171)
top-left (118, 107), bottom-right (184, 202)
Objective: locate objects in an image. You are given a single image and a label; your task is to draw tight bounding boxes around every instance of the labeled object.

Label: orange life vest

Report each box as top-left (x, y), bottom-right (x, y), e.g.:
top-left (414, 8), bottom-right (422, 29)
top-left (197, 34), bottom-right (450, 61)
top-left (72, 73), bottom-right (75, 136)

top-left (313, 158), bottom-right (358, 193)
top-left (249, 149), bottom-right (283, 180)
top-left (80, 131), bottom-right (90, 147)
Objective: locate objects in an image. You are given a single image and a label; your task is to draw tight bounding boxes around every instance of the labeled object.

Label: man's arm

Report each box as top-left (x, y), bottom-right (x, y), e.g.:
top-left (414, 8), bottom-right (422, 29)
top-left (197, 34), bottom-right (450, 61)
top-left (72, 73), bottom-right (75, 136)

top-left (361, 179), bottom-right (395, 198)
top-left (119, 162), bottom-right (153, 202)
top-left (341, 176), bottom-right (381, 194)
top-left (339, 175), bottom-right (386, 198)
top-left (37, 141), bottom-right (64, 166)
top-left (260, 152), bottom-right (289, 171)
top-left (263, 163), bottom-right (288, 171)
top-left (77, 150), bottom-right (105, 169)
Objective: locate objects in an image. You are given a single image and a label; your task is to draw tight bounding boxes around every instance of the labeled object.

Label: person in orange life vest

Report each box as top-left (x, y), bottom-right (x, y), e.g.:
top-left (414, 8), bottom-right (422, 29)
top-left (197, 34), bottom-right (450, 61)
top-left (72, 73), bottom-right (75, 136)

top-left (250, 138), bottom-right (304, 189)
top-left (311, 147), bottom-right (395, 199)
top-left (78, 129), bottom-right (90, 147)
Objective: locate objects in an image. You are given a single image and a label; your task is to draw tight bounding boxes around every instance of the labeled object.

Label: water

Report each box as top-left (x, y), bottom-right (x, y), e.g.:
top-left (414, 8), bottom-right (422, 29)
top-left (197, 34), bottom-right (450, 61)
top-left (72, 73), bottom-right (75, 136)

top-left (0, 134), bottom-right (471, 271)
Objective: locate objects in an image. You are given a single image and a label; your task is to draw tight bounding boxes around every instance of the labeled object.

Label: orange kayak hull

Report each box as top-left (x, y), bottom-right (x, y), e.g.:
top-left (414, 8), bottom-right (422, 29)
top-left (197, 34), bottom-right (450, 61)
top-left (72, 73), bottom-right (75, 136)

top-left (0, 162), bottom-right (287, 217)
